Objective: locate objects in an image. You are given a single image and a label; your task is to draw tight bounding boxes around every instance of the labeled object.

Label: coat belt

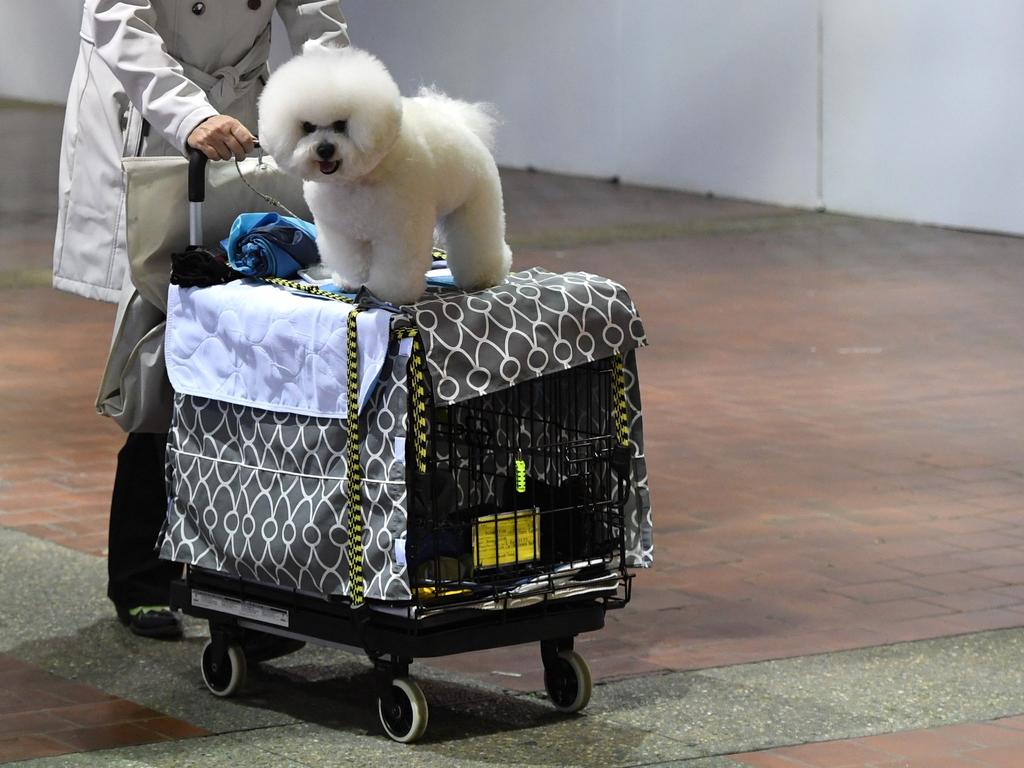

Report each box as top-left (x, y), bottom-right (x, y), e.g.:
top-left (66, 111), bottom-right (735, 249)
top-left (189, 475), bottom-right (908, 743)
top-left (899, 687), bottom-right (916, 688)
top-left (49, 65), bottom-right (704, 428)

top-left (179, 23), bottom-right (272, 112)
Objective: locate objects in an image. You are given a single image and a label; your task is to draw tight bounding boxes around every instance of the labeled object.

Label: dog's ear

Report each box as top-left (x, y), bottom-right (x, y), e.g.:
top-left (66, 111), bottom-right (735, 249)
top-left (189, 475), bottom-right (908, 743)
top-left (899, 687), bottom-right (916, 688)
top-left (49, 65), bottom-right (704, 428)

top-left (338, 51), bottom-right (403, 167)
top-left (350, 91), bottom-right (402, 161)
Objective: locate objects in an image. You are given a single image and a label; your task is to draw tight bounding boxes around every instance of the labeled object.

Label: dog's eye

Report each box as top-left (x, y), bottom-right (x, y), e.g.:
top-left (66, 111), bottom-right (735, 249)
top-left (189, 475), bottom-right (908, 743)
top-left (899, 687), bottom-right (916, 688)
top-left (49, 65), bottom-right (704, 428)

top-left (332, 120), bottom-right (348, 133)
top-left (301, 121), bottom-right (316, 134)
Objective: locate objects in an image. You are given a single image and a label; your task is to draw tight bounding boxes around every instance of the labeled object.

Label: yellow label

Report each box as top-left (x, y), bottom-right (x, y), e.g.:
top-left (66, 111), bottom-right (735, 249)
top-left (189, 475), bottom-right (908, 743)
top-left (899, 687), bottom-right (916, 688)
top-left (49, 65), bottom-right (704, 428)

top-left (473, 509), bottom-right (540, 569)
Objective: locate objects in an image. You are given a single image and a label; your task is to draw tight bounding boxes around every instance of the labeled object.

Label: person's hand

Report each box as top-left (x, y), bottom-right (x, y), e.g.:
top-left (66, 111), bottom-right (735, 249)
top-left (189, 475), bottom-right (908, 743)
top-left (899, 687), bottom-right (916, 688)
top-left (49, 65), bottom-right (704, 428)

top-left (187, 115), bottom-right (256, 161)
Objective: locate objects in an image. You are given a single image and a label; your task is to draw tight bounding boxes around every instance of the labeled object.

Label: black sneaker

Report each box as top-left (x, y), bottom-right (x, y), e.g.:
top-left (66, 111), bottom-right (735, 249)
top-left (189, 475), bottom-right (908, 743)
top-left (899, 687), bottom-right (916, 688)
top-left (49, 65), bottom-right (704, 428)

top-left (116, 605), bottom-right (184, 640)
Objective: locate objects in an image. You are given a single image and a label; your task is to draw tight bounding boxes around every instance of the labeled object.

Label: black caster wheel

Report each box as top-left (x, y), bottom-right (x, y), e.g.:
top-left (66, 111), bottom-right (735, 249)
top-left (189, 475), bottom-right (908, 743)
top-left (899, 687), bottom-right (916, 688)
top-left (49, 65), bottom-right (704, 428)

top-left (377, 677), bottom-right (428, 743)
top-left (201, 639), bottom-right (246, 697)
top-left (544, 649), bottom-right (592, 713)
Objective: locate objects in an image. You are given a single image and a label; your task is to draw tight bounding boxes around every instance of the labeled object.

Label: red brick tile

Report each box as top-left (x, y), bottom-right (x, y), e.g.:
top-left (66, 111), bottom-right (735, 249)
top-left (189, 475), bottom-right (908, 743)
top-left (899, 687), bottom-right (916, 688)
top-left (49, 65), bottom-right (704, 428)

top-left (991, 716), bottom-right (1024, 731)
top-left (931, 516), bottom-right (1014, 534)
top-left (885, 554), bottom-right (977, 577)
top-left (55, 700), bottom-right (165, 728)
top-left (938, 723), bottom-right (1024, 747)
top-left (32, 680), bottom-right (119, 707)
top-left (962, 495), bottom-right (1023, 512)
top-left (0, 711), bottom-right (76, 738)
top-left (944, 532), bottom-right (1024, 551)
top-left (903, 572), bottom-right (1005, 594)
top-left (49, 722), bottom-right (166, 751)
top-left (853, 729), bottom-right (976, 758)
top-left (991, 584), bottom-right (1024, 601)
top-left (0, 510), bottom-right (73, 527)
top-left (863, 615), bottom-right (966, 644)
top-left (0, 734), bottom-right (69, 762)
top-left (983, 510), bottom-right (1024, 526)
top-left (952, 548), bottom-right (1024, 569)
top-left (770, 739), bottom-right (893, 766)
top-left (919, 590), bottom-right (1023, 612)
top-left (0, 654), bottom-right (204, 756)
top-left (855, 598), bottom-right (953, 623)
top-left (961, 745), bottom-right (1024, 767)
top-left (0, 690), bottom-right (78, 715)
top-left (738, 723), bottom-right (1024, 768)
top-left (872, 758), bottom-right (1003, 768)
top-left (828, 581), bottom-right (937, 604)
top-left (817, 564), bottom-right (920, 586)
top-left (733, 751), bottom-right (809, 767)
top-left (136, 716), bottom-right (209, 739)
top-left (937, 467), bottom-right (1011, 482)
top-left (969, 565), bottom-right (1024, 585)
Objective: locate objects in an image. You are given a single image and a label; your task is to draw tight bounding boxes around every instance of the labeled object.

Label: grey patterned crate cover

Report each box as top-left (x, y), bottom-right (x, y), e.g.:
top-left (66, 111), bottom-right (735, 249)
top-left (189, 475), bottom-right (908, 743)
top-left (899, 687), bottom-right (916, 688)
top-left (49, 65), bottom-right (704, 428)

top-left (160, 269), bottom-right (653, 601)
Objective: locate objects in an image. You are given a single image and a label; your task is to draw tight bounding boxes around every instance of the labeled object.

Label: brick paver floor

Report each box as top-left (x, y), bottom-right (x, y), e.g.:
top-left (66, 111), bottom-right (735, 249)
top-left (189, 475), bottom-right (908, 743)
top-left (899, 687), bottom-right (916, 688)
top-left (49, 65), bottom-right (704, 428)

top-left (734, 716), bottom-right (1024, 767)
top-left (0, 655), bottom-right (206, 762)
top-left (3, 101), bottom-right (1024, 760)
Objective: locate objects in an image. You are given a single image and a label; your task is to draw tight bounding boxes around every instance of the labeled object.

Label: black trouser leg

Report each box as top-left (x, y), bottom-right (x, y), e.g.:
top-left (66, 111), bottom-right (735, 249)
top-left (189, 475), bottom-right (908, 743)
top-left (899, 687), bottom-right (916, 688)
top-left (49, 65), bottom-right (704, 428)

top-left (107, 432), bottom-right (179, 612)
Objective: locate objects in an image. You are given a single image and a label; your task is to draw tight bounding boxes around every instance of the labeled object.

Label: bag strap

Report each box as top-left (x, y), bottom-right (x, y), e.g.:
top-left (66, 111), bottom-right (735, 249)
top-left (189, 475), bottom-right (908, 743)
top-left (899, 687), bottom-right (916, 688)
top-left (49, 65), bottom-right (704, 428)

top-left (394, 327), bottom-right (431, 475)
top-left (259, 276), bottom-right (435, 605)
top-left (258, 276), bottom-right (352, 302)
top-left (611, 353), bottom-right (631, 449)
top-left (345, 308), bottom-right (366, 608)
top-left (257, 277), bottom-right (366, 606)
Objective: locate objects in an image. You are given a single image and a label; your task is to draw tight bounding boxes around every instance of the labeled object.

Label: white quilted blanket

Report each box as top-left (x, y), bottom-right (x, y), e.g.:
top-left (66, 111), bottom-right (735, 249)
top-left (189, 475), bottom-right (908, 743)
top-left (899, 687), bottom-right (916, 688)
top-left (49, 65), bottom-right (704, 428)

top-left (165, 281), bottom-right (391, 419)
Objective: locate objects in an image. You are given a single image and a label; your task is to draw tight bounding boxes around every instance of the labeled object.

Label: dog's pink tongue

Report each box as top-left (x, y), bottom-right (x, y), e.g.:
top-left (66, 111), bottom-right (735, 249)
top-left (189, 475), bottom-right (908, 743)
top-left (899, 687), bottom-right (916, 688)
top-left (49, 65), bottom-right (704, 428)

top-left (319, 161), bottom-right (338, 175)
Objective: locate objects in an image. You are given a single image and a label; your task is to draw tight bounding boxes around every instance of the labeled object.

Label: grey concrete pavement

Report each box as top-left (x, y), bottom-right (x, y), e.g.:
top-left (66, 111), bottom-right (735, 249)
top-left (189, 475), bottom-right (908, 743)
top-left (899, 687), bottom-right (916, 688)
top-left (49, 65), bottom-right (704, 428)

top-left (4, 528), bottom-right (1024, 766)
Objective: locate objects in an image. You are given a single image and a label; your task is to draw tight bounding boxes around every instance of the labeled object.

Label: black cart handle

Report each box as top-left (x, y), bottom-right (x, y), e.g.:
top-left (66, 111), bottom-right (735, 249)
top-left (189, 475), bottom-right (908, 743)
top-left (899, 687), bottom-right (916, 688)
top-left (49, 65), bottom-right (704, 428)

top-left (187, 146), bottom-right (209, 204)
top-left (185, 142), bottom-right (262, 246)
top-left (187, 142), bottom-right (263, 201)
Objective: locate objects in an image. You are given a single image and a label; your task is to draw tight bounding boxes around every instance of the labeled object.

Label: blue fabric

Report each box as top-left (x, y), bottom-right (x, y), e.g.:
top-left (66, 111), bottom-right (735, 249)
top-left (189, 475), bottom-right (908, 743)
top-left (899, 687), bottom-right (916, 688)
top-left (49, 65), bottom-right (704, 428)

top-left (222, 213), bottom-right (320, 278)
top-left (426, 269), bottom-right (456, 287)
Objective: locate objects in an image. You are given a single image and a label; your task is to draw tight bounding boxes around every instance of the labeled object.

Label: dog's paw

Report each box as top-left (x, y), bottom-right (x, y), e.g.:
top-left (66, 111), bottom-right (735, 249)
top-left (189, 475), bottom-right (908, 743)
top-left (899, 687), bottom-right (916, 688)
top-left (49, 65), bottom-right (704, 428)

top-left (330, 272), bottom-right (362, 293)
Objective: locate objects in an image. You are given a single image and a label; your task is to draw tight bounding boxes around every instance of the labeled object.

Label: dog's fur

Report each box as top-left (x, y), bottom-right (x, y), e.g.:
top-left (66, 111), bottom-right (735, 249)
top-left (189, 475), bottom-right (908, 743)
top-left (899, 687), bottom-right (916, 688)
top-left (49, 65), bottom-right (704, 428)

top-left (258, 46), bottom-right (512, 305)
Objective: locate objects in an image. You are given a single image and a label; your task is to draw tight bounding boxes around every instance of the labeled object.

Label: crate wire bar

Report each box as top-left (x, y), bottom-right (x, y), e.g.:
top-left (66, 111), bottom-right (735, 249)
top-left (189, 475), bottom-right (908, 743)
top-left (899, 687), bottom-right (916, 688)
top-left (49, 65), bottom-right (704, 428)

top-left (404, 352), bottom-right (629, 615)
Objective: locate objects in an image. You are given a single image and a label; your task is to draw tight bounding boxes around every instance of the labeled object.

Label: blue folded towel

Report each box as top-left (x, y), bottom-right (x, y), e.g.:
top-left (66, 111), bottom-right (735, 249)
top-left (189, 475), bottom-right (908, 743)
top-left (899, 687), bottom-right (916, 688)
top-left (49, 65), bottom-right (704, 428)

top-left (222, 213), bottom-right (320, 278)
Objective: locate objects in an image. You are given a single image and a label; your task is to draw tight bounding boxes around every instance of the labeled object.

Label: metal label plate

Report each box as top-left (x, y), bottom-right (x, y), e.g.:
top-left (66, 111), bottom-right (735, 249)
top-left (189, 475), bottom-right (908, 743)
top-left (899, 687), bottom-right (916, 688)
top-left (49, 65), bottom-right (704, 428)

top-left (192, 589), bottom-right (290, 628)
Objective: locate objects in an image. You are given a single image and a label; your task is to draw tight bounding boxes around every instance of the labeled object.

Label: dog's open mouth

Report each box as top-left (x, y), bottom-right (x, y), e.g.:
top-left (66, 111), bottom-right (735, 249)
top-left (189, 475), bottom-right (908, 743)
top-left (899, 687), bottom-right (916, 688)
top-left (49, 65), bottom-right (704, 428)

top-left (319, 160), bottom-right (340, 175)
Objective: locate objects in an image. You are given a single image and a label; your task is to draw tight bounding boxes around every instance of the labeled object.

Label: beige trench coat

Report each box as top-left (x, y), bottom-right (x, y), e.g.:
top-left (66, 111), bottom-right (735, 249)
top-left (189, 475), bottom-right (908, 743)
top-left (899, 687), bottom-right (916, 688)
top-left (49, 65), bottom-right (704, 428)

top-left (55, 0), bottom-right (347, 431)
top-left (52, 0), bottom-right (348, 303)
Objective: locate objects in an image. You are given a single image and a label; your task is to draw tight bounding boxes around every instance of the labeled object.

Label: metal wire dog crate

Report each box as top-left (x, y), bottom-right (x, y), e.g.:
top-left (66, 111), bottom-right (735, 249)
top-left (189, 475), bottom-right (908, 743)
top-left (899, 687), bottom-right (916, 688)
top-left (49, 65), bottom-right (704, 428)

top-left (405, 354), bottom-right (631, 612)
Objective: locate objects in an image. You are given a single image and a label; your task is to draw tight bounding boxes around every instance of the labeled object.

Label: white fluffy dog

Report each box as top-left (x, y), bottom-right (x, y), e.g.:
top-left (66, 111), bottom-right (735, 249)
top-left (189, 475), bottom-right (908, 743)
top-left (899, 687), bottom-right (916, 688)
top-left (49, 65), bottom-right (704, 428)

top-left (258, 46), bottom-right (512, 305)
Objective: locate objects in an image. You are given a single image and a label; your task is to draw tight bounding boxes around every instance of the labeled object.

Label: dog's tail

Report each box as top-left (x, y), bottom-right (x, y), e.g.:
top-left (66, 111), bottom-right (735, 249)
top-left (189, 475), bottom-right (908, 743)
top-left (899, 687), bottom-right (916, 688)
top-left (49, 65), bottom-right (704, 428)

top-left (416, 86), bottom-right (500, 151)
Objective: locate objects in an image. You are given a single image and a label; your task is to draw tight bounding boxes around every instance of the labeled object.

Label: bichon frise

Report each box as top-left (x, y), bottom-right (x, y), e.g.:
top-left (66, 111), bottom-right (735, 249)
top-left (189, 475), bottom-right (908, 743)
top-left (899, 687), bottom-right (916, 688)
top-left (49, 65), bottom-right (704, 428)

top-left (258, 46), bottom-right (513, 305)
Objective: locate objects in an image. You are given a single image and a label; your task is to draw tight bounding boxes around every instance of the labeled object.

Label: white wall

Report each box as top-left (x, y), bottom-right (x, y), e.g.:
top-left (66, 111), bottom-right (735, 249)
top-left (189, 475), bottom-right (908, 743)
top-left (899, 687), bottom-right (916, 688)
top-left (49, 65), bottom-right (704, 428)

top-left (616, 0), bottom-right (819, 208)
top-left (4, 2), bottom-right (1024, 236)
top-left (0, 0), bottom-right (82, 104)
top-left (341, 0), bottom-right (821, 208)
top-left (823, 1), bottom-right (1024, 235)
top-left (339, 0), bottom-right (629, 180)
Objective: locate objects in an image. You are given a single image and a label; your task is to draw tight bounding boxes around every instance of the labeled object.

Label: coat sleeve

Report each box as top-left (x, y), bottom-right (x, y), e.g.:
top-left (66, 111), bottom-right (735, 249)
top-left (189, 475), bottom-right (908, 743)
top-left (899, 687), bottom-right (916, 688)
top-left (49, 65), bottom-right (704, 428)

top-left (275, 0), bottom-right (350, 54)
top-left (90, 0), bottom-right (219, 154)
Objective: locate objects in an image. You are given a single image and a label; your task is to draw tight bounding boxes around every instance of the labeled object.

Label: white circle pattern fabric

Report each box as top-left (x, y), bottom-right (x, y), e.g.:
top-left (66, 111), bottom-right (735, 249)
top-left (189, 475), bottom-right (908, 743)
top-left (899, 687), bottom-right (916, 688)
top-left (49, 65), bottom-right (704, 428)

top-left (160, 345), bottom-right (415, 601)
top-left (412, 268), bottom-right (648, 405)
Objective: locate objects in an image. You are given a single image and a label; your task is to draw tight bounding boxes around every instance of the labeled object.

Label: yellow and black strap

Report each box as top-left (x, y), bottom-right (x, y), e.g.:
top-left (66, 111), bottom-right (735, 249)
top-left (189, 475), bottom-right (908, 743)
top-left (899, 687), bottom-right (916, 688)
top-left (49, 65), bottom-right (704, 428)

top-left (394, 327), bottom-right (431, 474)
top-left (611, 353), bottom-right (631, 449)
top-left (258, 278), bottom-right (438, 602)
top-left (259, 276), bottom-right (350, 301)
top-left (258, 276), bottom-right (367, 606)
top-left (345, 308), bottom-right (365, 608)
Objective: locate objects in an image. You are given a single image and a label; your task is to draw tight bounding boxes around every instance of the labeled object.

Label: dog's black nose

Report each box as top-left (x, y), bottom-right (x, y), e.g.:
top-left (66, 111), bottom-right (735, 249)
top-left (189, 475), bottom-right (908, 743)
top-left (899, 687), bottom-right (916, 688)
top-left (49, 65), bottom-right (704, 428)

top-left (315, 142), bottom-right (335, 160)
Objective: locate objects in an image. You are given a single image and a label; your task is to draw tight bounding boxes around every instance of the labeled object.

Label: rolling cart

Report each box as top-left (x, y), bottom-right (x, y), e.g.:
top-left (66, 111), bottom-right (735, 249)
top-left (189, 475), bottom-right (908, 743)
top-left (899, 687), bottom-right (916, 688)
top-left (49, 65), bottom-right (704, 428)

top-left (162, 150), bottom-right (653, 743)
